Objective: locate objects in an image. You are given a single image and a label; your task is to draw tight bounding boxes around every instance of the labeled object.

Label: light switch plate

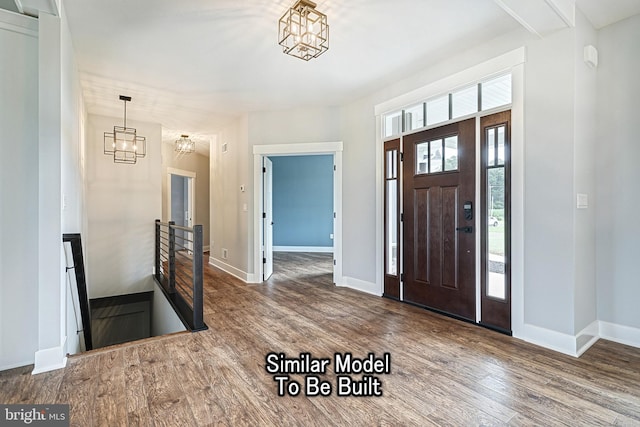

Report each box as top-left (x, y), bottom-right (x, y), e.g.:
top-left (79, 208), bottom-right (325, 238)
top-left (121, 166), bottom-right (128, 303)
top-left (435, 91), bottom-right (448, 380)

top-left (577, 193), bottom-right (588, 209)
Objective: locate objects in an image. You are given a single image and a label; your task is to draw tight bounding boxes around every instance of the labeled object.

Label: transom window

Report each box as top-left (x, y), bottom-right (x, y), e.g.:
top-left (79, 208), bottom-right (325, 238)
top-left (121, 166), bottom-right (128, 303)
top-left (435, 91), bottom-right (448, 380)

top-left (383, 73), bottom-right (511, 138)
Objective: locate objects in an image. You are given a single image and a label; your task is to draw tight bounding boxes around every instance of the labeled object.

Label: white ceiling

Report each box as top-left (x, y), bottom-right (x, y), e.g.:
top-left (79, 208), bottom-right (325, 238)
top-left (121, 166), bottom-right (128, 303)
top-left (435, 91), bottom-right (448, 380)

top-left (63, 0), bottom-right (523, 151)
top-left (4, 0), bottom-right (640, 155)
top-left (576, 0), bottom-right (640, 28)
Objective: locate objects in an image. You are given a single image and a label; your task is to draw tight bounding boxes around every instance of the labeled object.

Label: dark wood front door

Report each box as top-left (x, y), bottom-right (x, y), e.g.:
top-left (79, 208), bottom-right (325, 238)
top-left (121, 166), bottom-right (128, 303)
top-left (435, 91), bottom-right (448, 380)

top-left (403, 118), bottom-right (476, 321)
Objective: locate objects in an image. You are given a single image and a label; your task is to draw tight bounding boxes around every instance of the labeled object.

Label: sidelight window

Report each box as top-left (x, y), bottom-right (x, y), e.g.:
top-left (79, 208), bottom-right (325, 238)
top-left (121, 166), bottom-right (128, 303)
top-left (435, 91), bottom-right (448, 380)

top-left (484, 124), bottom-right (507, 300)
top-left (385, 147), bottom-right (399, 276)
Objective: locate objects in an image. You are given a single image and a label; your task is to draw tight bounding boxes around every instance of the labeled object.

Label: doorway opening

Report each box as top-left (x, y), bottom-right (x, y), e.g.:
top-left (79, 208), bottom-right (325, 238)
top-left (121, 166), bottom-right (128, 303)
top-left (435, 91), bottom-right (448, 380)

top-left (264, 155), bottom-right (335, 283)
top-left (253, 142), bottom-right (343, 285)
top-left (167, 168), bottom-right (195, 252)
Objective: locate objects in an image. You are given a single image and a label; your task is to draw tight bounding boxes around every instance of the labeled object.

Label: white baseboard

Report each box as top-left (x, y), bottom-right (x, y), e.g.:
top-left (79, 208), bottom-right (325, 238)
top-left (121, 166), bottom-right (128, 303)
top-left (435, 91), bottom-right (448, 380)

top-left (32, 343), bottom-right (67, 375)
top-left (338, 276), bottom-right (381, 297)
top-left (274, 246), bottom-right (333, 253)
top-left (599, 321), bottom-right (640, 349)
top-left (209, 258), bottom-right (250, 283)
top-left (519, 323), bottom-right (578, 357)
top-left (576, 320), bottom-right (600, 357)
top-left (518, 320), bottom-right (639, 358)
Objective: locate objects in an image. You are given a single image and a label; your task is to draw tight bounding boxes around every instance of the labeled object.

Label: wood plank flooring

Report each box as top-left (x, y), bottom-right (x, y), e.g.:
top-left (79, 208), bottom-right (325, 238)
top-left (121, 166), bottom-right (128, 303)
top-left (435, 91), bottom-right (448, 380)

top-left (1, 252), bottom-right (639, 426)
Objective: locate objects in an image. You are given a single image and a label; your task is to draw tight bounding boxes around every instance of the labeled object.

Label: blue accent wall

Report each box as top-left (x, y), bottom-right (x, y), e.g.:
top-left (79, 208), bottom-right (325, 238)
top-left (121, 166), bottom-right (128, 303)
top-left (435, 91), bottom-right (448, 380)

top-left (270, 155), bottom-right (333, 247)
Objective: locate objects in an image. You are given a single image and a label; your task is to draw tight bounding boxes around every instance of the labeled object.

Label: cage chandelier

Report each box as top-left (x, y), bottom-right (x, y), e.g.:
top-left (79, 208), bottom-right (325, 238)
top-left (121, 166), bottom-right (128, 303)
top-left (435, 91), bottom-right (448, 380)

top-left (175, 134), bottom-right (195, 155)
top-left (278, 0), bottom-right (329, 61)
top-left (103, 95), bottom-right (146, 164)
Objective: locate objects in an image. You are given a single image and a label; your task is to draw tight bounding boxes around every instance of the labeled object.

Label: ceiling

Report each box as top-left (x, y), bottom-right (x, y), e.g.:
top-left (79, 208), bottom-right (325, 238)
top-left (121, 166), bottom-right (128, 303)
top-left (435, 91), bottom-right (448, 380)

top-left (576, 0), bottom-right (640, 28)
top-left (3, 0), bottom-right (640, 156)
top-left (63, 0), bottom-right (523, 153)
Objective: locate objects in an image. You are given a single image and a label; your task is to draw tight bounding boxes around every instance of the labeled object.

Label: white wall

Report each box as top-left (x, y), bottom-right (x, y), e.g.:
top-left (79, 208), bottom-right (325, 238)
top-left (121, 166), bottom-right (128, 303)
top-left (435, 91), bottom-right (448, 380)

top-left (36, 12), bottom-right (66, 373)
top-left (151, 281), bottom-right (186, 336)
top-left (0, 10), bottom-right (39, 370)
top-left (60, 2), bottom-right (87, 356)
top-left (572, 9), bottom-right (598, 335)
top-left (210, 115), bottom-right (251, 278)
top-left (85, 114), bottom-right (162, 298)
top-left (595, 13), bottom-right (640, 331)
top-left (0, 5), bottom-right (87, 371)
top-left (248, 107), bottom-right (342, 147)
top-left (523, 27), bottom-right (576, 335)
top-left (340, 100), bottom-right (377, 284)
top-left (34, 8), bottom-right (88, 370)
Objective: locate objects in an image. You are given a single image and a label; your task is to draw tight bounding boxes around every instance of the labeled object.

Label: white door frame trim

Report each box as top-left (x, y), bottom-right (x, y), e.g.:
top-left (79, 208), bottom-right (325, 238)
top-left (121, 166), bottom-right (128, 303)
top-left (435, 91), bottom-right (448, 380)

top-left (252, 142), bottom-right (343, 285)
top-left (374, 47), bottom-right (525, 338)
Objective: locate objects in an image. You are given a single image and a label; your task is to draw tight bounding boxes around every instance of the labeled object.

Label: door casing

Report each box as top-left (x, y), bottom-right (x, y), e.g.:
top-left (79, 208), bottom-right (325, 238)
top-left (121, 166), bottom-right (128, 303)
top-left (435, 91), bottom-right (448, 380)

top-left (374, 51), bottom-right (525, 339)
top-left (252, 142), bottom-right (343, 285)
top-left (262, 156), bottom-right (274, 281)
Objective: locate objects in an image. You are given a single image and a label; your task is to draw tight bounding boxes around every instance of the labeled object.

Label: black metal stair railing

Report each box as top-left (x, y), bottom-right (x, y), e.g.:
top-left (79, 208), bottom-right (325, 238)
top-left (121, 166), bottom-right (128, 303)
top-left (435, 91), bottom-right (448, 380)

top-left (154, 219), bottom-right (206, 331)
top-left (63, 233), bottom-right (93, 351)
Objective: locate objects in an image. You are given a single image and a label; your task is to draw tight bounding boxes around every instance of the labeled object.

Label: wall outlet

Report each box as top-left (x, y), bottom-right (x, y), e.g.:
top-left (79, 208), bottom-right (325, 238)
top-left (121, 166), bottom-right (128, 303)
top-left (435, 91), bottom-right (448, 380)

top-left (330, 233), bottom-right (334, 239)
top-left (222, 248), bottom-right (228, 259)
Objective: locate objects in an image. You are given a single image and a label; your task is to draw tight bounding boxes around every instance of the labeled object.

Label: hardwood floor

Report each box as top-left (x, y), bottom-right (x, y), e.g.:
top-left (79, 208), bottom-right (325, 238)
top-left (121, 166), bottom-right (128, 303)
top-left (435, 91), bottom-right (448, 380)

top-left (1, 252), bottom-right (639, 426)
top-left (269, 251), bottom-right (334, 285)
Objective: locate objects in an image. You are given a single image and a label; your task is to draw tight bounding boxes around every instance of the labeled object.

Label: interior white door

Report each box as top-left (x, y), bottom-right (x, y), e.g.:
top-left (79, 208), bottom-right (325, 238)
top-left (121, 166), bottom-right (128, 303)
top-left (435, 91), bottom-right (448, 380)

top-left (263, 157), bottom-right (274, 280)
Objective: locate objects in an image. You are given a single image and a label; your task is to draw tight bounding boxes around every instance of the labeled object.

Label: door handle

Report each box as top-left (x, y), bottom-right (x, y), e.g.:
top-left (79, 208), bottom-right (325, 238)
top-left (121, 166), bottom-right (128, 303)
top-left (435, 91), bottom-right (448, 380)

top-left (455, 226), bottom-right (473, 233)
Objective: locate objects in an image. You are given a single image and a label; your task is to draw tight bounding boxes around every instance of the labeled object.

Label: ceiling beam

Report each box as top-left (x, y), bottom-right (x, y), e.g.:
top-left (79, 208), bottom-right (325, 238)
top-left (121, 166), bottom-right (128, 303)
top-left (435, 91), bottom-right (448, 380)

top-left (545, 0), bottom-right (576, 27)
top-left (494, 0), bottom-right (575, 37)
top-left (13, 0), bottom-right (24, 13)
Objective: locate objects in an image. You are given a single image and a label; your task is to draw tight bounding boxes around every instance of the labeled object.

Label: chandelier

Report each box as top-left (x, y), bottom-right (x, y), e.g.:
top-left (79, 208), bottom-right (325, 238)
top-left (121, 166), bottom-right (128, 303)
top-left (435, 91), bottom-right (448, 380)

top-left (103, 95), bottom-right (146, 164)
top-left (278, 0), bottom-right (329, 61)
top-left (175, 134), bottom-right (195, 155)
